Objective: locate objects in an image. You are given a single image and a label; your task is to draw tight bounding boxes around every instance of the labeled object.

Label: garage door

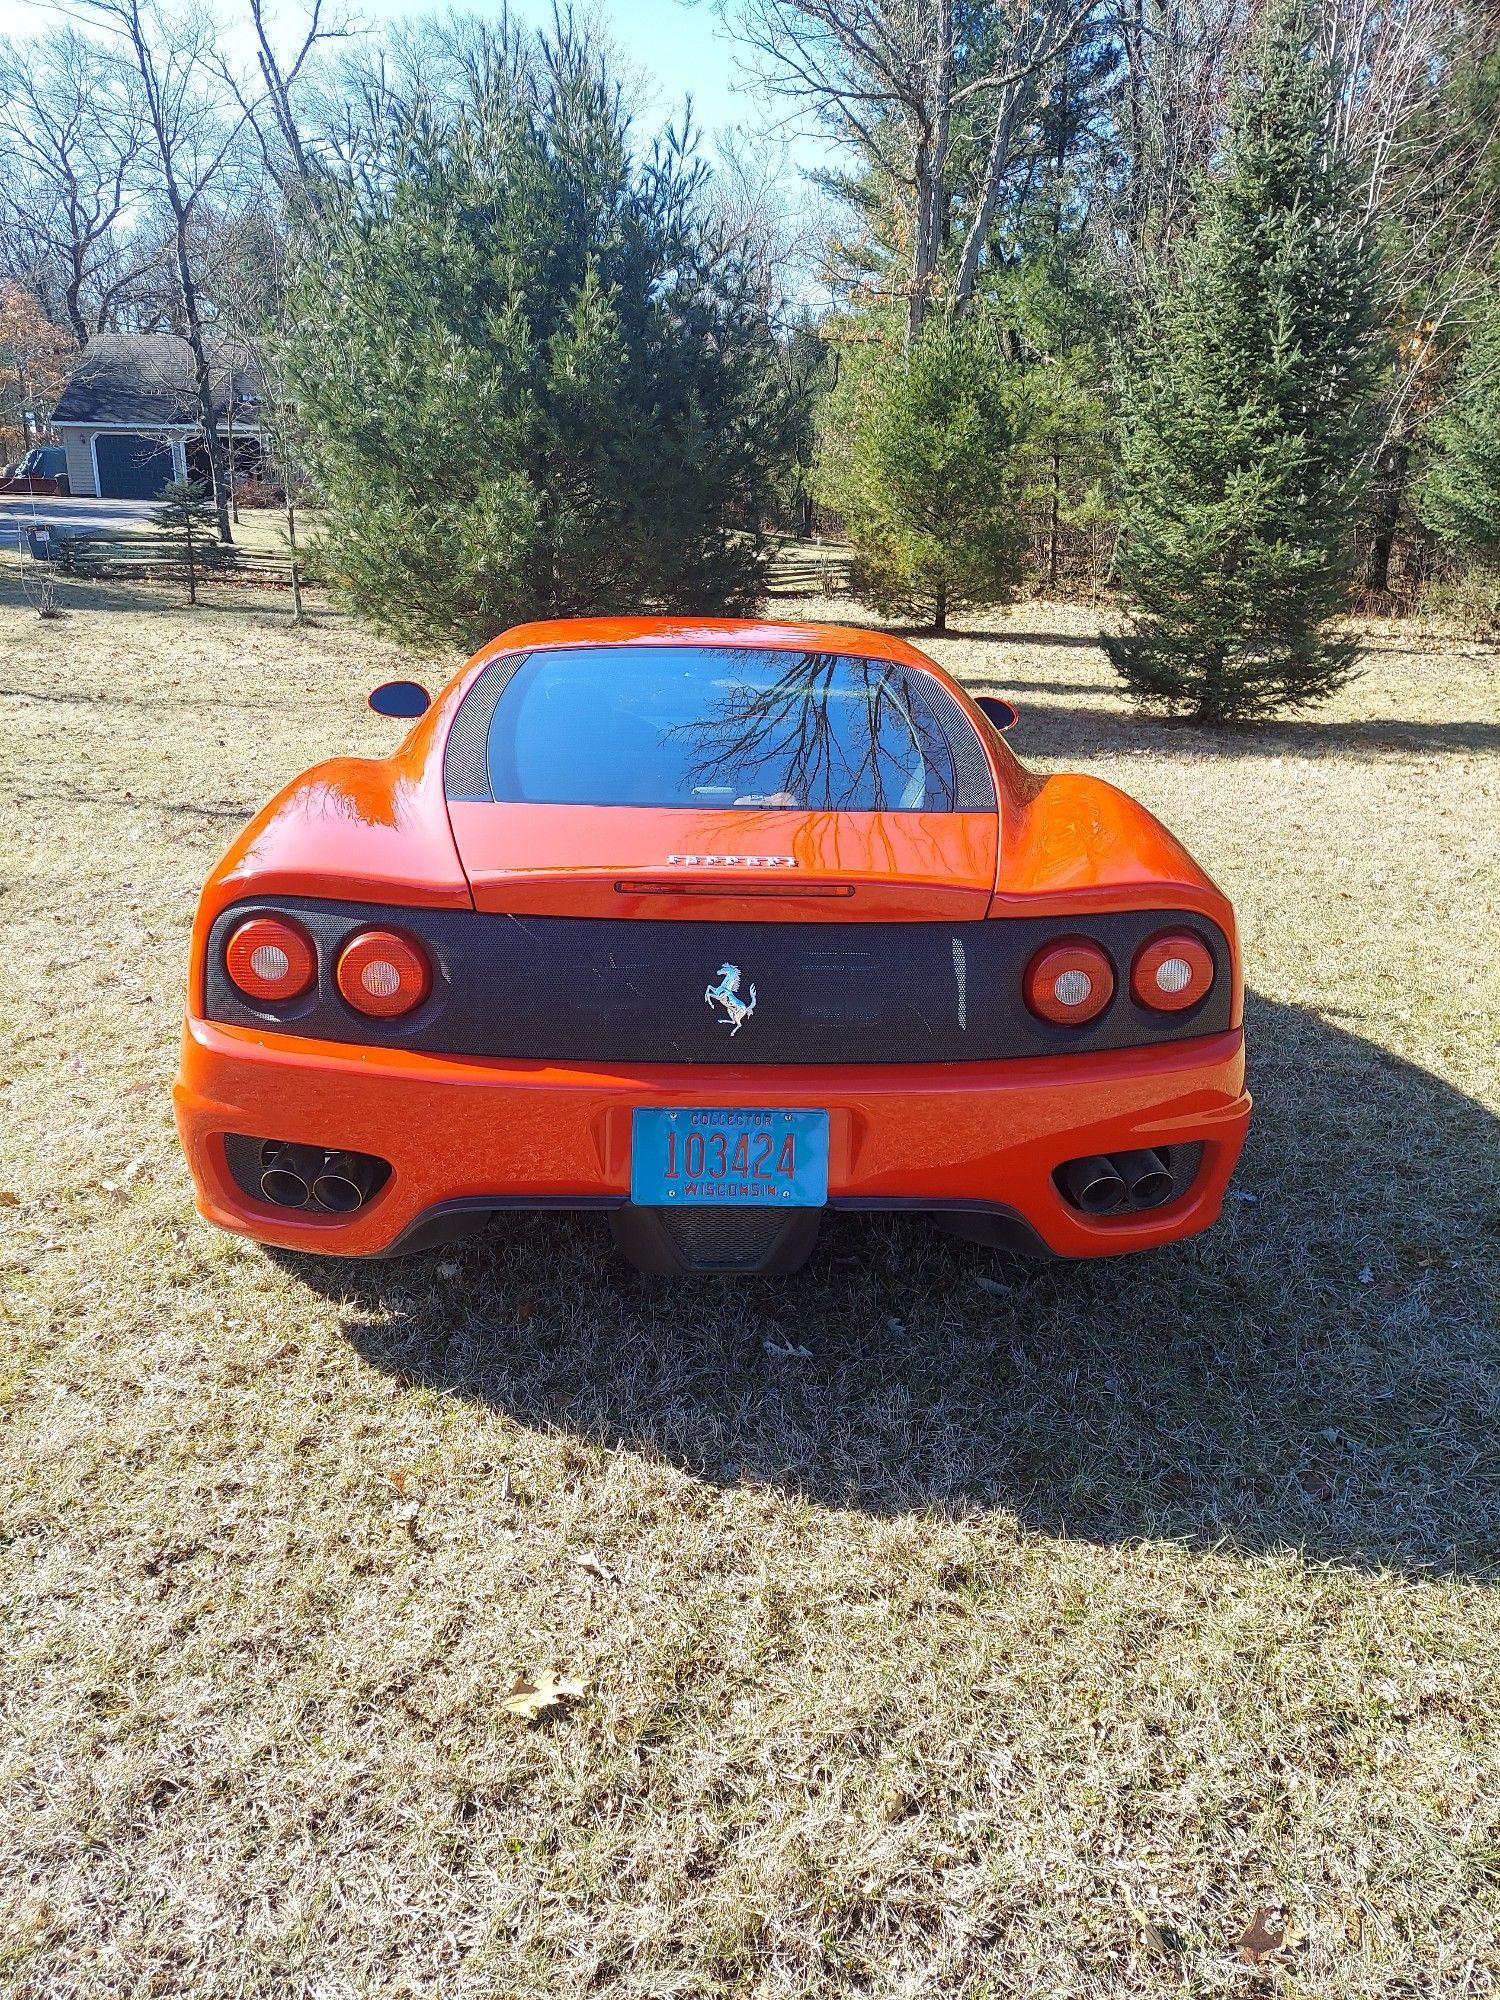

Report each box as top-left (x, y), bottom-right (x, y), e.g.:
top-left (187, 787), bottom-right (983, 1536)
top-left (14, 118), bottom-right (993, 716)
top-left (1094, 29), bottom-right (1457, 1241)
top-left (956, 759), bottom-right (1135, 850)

top-left (93, 432), bottom-right (175, 499)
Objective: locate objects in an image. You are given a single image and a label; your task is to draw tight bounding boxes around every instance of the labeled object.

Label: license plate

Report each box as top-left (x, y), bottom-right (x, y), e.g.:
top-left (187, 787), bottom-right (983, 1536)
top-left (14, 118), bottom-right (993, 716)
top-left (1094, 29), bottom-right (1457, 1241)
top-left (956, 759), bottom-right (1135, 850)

top-left (630, 1107), bottom-right (829, 1207)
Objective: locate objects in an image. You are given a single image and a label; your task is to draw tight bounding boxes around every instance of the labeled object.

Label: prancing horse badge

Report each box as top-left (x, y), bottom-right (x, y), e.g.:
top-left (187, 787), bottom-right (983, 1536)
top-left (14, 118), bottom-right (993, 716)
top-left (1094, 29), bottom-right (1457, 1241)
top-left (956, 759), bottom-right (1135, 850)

top-left (704, 963), bottom-right (756, 1035)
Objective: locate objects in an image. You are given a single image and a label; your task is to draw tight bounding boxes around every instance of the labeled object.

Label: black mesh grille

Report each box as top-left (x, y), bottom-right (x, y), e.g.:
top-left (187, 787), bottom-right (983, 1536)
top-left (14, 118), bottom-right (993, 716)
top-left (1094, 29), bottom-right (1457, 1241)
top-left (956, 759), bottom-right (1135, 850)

top-left (204, 901), bottom-right (1235, 1064)
top-left (658, 1207), bottom-right (797, 1268)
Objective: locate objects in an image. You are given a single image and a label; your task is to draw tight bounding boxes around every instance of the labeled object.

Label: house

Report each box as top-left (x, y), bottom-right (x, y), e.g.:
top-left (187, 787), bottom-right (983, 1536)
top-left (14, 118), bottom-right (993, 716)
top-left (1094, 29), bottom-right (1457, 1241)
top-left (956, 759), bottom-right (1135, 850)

top-left (50, 331), bottom-right (265, 500)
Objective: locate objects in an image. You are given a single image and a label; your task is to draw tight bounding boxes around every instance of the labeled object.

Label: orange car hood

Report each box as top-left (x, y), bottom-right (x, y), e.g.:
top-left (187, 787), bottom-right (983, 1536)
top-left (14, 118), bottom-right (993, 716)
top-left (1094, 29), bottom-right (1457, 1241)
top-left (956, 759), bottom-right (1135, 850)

top-left (447, 801), bottom-right (1000, 921)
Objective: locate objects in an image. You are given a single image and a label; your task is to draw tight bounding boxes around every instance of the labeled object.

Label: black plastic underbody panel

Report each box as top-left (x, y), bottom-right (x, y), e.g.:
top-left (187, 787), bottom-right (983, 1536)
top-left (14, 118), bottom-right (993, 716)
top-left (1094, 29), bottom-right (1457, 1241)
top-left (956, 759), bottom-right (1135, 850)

top-left (204, 899), bottom-right (1234, 1063)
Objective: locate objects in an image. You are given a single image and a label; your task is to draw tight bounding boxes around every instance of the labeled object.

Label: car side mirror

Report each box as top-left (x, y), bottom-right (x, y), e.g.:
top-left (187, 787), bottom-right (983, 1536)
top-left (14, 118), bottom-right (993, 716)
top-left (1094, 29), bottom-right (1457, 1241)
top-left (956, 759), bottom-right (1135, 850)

top-left (369, 680), bottom-right (431, 719)
top-left (976, 695), bottom-right (1018, 733)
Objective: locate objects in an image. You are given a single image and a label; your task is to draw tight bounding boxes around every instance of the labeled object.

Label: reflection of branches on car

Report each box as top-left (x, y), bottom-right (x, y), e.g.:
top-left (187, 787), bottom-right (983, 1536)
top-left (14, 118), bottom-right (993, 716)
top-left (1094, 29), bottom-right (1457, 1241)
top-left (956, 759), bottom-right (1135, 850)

top-left (673, 651), bottom-right (955, 811)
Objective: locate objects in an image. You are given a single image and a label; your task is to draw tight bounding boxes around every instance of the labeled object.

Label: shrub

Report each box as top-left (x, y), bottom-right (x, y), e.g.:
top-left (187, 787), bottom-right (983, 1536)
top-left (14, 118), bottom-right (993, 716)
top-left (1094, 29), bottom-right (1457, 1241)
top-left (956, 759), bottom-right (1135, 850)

top-left (826, 313), bottom-right (1028, 633)
top-left (151, 477), bottom-right (217, 606)
top-left (1418, 293), bottom-right (1500, 566)
top-left (1104, 2), bottom-right (1379, 722)
top-left (279, 23), bottom-right (794, 652)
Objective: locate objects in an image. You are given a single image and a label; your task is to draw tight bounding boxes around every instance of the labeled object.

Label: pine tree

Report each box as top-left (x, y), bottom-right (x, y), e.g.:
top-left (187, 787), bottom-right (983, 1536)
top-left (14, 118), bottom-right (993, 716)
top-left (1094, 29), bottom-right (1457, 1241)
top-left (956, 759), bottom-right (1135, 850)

top-left (152, 477), bottom-right (216, 606)
top-left (826, 312), bottom-right (1028, 633)
top-left (1419, 294), bottom-right (1500, 566)
top-left (1104, 1), bottom-right (1379, 722)
top-left (277, 25), bottom-right (794, 653)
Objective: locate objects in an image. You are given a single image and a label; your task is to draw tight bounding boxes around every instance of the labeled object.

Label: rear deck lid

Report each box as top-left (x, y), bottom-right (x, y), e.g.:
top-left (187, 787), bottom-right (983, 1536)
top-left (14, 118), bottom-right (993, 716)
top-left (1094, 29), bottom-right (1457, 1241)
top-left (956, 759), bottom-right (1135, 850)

top-left (444, 640), bottom-right (998, 920)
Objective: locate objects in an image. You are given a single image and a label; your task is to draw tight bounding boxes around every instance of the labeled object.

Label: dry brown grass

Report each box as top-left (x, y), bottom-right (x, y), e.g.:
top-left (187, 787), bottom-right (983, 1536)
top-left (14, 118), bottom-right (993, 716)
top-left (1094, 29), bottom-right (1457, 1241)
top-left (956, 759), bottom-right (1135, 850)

top-left (2, 563), bottom-right (1498, 1999)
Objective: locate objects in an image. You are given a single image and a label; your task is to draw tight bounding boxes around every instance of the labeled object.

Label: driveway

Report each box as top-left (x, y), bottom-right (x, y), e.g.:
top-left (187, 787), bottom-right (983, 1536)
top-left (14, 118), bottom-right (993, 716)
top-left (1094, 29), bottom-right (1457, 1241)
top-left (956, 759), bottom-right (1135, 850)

top-left (0, 494), bottom-right (159, 548)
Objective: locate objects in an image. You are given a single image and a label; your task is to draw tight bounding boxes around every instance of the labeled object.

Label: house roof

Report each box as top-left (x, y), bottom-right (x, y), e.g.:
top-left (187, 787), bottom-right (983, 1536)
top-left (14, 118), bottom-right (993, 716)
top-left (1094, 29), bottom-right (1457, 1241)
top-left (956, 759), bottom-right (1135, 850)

top-left (51, 332), bottom-right (262, 428)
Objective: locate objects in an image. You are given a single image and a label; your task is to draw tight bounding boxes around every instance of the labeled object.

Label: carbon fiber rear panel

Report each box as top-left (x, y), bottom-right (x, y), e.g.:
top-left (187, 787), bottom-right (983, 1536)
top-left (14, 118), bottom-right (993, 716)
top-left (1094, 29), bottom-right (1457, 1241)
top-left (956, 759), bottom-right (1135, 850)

top-left (203, 901), bottom-right (1234, 1063)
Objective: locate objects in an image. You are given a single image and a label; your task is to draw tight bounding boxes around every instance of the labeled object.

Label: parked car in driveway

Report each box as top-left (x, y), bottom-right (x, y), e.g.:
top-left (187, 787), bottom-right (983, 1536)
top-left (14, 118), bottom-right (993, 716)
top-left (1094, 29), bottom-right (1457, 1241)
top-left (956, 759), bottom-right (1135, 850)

top-left (0, 446), bottom-right (69, 497)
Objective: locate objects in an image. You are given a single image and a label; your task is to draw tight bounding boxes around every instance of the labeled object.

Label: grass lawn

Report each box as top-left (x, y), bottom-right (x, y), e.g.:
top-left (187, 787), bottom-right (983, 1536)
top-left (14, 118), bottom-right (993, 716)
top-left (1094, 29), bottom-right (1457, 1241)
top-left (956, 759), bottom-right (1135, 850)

top-left (1, 563), bottom-right (1497, 1997)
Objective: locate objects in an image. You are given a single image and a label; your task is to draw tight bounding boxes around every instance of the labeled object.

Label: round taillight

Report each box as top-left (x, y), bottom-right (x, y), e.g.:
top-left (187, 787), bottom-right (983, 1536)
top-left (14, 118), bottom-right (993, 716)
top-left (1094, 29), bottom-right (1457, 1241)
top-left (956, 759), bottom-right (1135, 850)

top-left (225, 915), bottom-right (316, 1003)
top-left (1131, 931), bottom-right (1215, 1012)
top-left (1024, 937), bottom-right (1115, 1025)
top-left (336, 929), bottom-right (431, 1018)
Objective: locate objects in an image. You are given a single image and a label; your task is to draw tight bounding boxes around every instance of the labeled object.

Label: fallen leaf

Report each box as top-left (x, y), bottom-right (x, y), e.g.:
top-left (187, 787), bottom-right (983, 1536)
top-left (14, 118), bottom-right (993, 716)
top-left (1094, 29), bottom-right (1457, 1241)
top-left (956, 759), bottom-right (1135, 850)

top-left (763, 1336), bottom-right (812, 1359)
top-left (1236, 1905), bottom-right (1297, 1965)
top-left (1299, 1466), bottom-right (1333, 1503)
top-left (1358, 1265), bottom-right (1374, 1284)
top-left (385, 1470), bottom-right (408, 1495)
top-left (0, 1191), bottom-right (18, 1207)
top-left (972, 1273), bottom-right (1010, 1295)
top-left (437, 1261), bottom-right (460, 1279)
top-left (502, 1670), bottom-right (588, 1722)
top-left (572, 1551), bottom-right (619, 1586)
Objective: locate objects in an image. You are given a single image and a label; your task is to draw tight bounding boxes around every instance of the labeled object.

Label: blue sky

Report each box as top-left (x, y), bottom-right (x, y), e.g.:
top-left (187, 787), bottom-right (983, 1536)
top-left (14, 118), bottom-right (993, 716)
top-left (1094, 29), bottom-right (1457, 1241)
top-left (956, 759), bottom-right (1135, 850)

top-left (0, 0), bottom-right (835, 193)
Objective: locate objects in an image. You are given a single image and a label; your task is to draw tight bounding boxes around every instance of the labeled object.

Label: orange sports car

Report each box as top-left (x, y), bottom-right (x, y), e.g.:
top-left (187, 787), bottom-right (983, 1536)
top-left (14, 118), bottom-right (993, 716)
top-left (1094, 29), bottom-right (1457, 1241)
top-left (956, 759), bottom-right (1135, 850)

top-left (174, 617), bottom-right (1251, 1274)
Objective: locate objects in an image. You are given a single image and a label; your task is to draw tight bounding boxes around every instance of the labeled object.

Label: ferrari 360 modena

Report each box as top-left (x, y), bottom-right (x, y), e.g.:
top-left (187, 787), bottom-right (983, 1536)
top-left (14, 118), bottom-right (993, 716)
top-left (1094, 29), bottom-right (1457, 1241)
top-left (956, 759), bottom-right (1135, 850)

top-left (173, 617), bottom-right (1251, 1274)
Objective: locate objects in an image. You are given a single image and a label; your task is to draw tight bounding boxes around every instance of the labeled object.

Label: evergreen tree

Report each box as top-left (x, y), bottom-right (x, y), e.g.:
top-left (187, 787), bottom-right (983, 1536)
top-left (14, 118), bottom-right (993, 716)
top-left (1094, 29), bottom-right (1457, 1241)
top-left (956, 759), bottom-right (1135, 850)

top-left (151, 476), bottom-right (216, 605)
top-left (278, 24), bottom-right (794, 652)
top-left (824, 311), bottom-right (1028, 632)
top-left (1419, 293), bottom-right (1500, 565)
top-left (1104, 2), bottom-right (1379, 722)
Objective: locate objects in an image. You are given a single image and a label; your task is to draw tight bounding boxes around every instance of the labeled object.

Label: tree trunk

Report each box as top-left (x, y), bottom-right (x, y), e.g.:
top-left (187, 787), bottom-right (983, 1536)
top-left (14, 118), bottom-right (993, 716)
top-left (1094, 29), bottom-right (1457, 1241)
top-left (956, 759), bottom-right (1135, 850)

top-left (286, 493), bottom-right (305, 622)
top-left (1047, 445), bottom-right (1061, 592)
top-left (226, 392), bottom-right (239, 525)
top-left (1363, 439), bottom-right (1409, 593)
top-left (933, 577), bottom-right (947, 633)
top-left (115, 0), bottom-right (234, 544)
top-left (909, 130), bottom-right (941, 344)
top-left (955, 79), bottom-right (1023, 306)
top-left (173, 223), bottom-right (232, 544)
top-left (64, 234), bottom-right (90, 349)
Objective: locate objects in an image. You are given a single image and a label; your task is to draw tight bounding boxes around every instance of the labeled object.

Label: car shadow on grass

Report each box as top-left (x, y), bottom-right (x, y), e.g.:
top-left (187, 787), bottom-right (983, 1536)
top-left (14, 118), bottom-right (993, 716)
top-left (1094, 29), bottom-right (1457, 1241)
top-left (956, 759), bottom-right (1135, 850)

top-left (282, 992), bottom-right (1500, 1580)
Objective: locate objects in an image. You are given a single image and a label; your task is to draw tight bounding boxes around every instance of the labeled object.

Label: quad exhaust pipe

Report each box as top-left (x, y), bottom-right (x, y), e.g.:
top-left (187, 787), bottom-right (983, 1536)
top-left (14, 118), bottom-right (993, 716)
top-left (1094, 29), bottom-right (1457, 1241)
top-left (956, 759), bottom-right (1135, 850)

top-left (310, 1151), bottom-right (383, 1213)
top-left (259, 1142), bottom-right (386, 1212)
top-left (1061, 1154), bottom-right (1128, 1215)
top-left (259, 1142), bottom-right (324, 1209)
top-left (1059, 1147), bottom-right (1177, 1216)
top-left (1117, 1148), bottom-right (1174, 1208)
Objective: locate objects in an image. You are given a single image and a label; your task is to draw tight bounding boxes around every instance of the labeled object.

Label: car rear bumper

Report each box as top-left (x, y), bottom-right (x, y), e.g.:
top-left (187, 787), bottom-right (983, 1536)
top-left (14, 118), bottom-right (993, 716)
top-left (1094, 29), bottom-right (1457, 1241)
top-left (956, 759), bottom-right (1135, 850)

top-left (174, 1017), bottom-right (1251, 1260)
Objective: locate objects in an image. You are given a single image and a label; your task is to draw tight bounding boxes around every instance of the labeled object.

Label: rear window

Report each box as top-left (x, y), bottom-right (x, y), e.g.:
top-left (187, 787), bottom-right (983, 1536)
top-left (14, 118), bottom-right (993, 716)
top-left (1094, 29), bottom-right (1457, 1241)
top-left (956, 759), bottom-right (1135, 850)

top-left (482, 646), bottom-right (961, 812)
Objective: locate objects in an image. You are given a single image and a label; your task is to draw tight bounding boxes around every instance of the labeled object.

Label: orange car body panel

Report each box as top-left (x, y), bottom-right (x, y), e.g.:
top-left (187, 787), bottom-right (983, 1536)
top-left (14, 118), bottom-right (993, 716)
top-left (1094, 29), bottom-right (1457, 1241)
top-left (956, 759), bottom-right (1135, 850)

top-left (176, 615), bottom-right (1251, 1258)
top-left (449, 801), bottom-right (999, 921)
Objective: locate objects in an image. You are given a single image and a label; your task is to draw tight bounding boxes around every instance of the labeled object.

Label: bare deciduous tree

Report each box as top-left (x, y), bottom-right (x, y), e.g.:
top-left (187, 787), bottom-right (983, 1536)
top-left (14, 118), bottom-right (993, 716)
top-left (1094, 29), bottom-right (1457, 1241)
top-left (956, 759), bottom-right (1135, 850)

top-left (67, 0), bottom-right (253, 540)
top-left (217, 0), bottom-right (353, 208)
top-left (0, 29), bottom-right (159, 345)
top-left (719, 0), bottom-right (1093, 338)
top-left (1317, 0), bottom-right (1500, 585)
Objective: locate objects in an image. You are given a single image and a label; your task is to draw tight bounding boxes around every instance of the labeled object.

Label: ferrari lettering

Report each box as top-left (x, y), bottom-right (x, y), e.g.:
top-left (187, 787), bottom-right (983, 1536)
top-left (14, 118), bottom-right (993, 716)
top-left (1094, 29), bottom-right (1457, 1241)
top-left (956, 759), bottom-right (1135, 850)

top-left (667, 854), bottom-right (797, 867)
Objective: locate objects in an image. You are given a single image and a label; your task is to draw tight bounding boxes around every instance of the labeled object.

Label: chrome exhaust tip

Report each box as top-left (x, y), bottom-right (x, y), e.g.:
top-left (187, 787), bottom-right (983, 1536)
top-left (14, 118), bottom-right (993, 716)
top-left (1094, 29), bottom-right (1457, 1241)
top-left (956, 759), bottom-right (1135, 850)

top-left (1061, 1154), bottom-right (1128, 1215)
top-left (310, 1150), bottom-right (379, 1213)
top-left (1118, 1148), bottom-right (1174, 1208)
top-left (259, 1142), bottom-right (319, 1208)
